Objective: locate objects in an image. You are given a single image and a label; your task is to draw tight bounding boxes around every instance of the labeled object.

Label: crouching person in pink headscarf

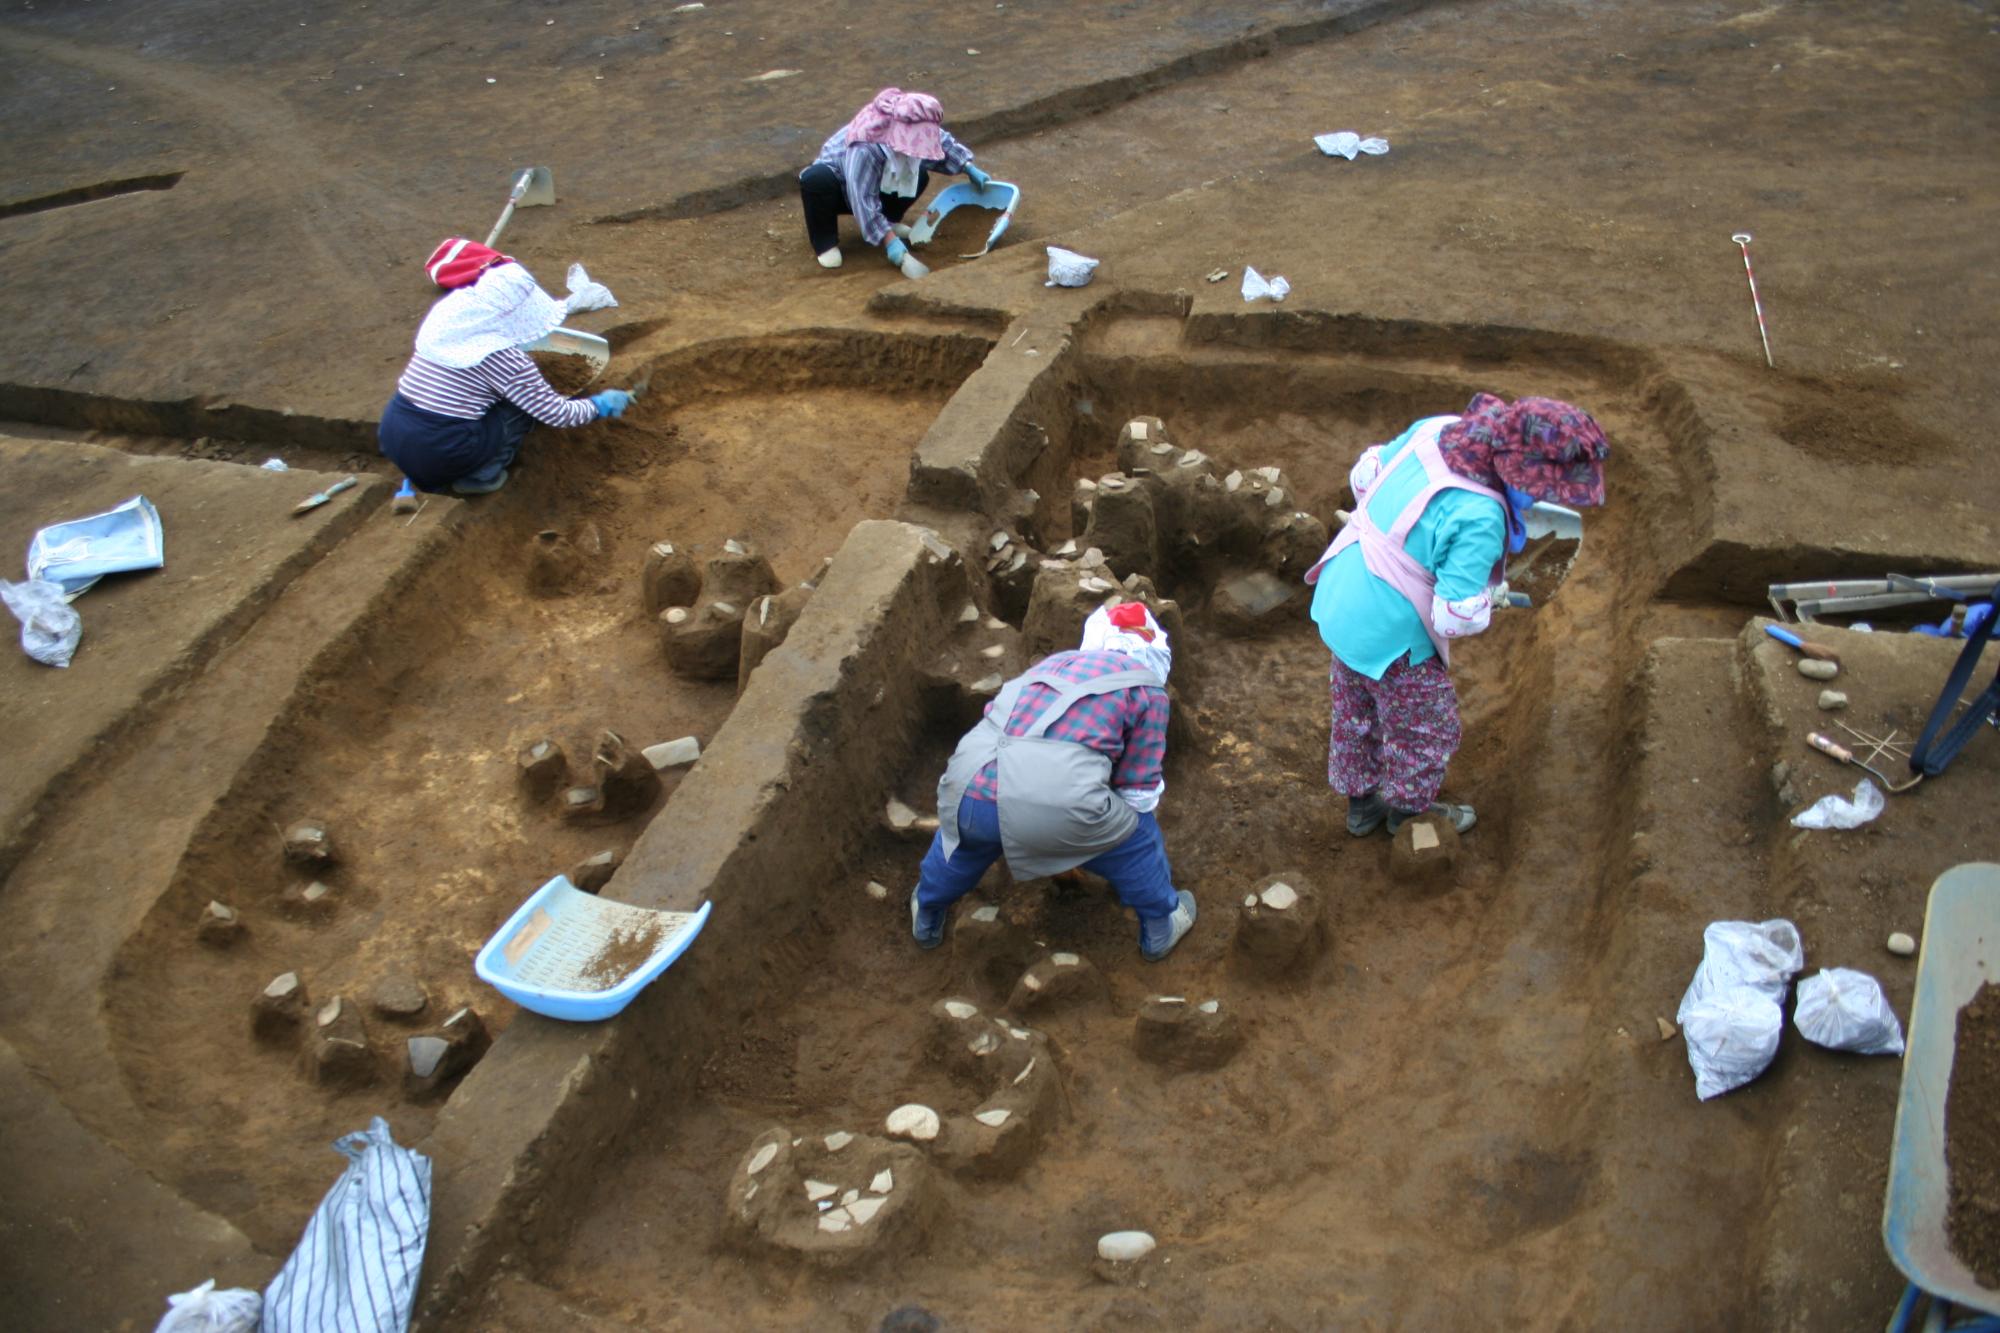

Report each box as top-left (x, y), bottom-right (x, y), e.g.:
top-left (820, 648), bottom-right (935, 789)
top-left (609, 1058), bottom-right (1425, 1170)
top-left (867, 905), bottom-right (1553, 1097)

top-left (1304, 394), bottom-right (1610, 838)
top-left (797, 87), bottom-right (994, 273)
top-left (910, 602), bottom-right (1198, 962)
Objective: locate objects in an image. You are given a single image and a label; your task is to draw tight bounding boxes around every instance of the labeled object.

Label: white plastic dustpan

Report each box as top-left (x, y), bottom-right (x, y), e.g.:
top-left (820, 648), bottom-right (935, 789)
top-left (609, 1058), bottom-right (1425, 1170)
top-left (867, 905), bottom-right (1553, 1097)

top-left (520, 327), bottom-right (611, 383)
top-left (908, 180), bottom-right (1021, 257)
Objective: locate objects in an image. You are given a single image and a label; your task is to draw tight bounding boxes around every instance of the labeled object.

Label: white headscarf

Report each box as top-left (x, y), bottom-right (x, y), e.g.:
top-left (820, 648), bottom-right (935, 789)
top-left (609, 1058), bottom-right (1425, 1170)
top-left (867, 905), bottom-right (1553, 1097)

top-left (413, 262), bottom-right (618, 369)
top-left (1080, 602), bottom-right (1171, 683)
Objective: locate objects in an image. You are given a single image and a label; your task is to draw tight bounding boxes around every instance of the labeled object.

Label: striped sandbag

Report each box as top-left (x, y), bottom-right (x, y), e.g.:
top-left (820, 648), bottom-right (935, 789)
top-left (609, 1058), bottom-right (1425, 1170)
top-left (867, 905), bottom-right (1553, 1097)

top-left (261, 1118), bottom-right (431, 1333)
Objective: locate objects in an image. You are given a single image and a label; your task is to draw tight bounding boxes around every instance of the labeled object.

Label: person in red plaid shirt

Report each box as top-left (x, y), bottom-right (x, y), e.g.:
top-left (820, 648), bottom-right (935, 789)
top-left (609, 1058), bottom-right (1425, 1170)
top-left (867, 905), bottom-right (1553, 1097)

top-left (912, 603), bottom-right (1197, 961)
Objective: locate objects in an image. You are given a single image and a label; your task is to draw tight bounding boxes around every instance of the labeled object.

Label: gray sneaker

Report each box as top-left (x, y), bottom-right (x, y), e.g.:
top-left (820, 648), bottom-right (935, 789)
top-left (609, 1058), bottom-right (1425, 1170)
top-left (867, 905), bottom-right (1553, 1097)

top-left (1345, 791), bottom-right (1389, 837)
top-left (1139, 890), bottom-right (1197, 962)
top-left (1387, 801), bottom-right (1477, 835)
top-left (450, 469), bottom-right (508, 496)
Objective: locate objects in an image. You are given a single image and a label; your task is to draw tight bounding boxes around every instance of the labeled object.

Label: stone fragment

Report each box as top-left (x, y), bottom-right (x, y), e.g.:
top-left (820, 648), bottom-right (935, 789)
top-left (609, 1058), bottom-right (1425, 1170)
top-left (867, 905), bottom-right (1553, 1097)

top-left (1817, 689), bottom-right (1848, 711)
top-left (405, 1005), bottom-right (492, 1100)
top-left (1796, 658), bottom-right (1840, 681)
top-left (726, 1128), bottom-right (934, 1265)
top-left (252, 971), bottom-right (309, 1044)
top-left (661, 601), bottom-right (748, 680)
top-left (824, 1131), bottom-right (854, 1152)
top-left (934, 1099), bottom-right (1040, 1179)
top-left (196, 900), bottom-right (243, 947)
top-left (368, 972), bottom-right (429, 1022)
top-left (1115, 417), bottom-right (1170, 472)
top-left (863, 880), bottom-right (891, 902)
top-left (1008, 951), bottom-right (1105, 1013)
top-left (1887, 931), bottom-right (1917, 957)
top-left (1390, 815), bottom-right (1461, 885)
top-left (871, 1168), bottom-right (894, 1193)
top-left (739, 585), bottom-right (815, 691)
top-left (1655, 1016), bottom-right (1678, 1042)
top-left (279, 879), bottom-right (338, 923)
top-left (979, 643), bottom-right (1006, 659)
top-left (970, 674), bottom-right (1003, 694)
top-left (885, 798), bottom-right (929, 840)
top-left (282, 820), bottom-right (336, 868)
top-left (1098, 1231), bottom-right (1157, 1262)
top-left (594, 730), bottom-right (663, 817)
top-left (641, 541), bottom-right (702, 614)
top-left (705, 543), bottom-right (782, 606)
top-left (885, 1104), bottom-right (941, 1142)
top-left (1134, 994), bottom-right (1244, 1070)
top-left (1234, 872), bottom-right (1325, 972)
top-left (958, 602), bottom-right (981, 625)
top-left (1071, 479), bottom-right (1099, 535)
top-left (1210, 567), bottom-right (1300, 636)
top-left (569, 848), bottom-right (623, 894)
top-left (953, 903), bottom-right (1037, 998)
top-left (303, 996), bottom-right (377, 1088)
top-left (517, 739), bottom-right (568, 800)
top-left (559, 784), bottom-right (606, 821)
top-left (525, 528), bottom-right (588, 597)
top-left (643, 736), bottom-right (701, 769)
top-left (805, 1179), bottom-right (838, 1201)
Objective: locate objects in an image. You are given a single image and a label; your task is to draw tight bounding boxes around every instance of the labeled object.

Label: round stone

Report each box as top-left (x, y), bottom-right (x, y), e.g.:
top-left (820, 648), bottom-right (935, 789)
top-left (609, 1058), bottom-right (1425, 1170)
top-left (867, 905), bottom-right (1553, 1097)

top-left (1097, 1230), bottom-right (1157, 1263)
top-left (1797, 658), bottom-right (1839, 681)
top-left (1887, 931), bottom-right (1917, 957)
top-left (866, 880), bottom-right (890, 901)
top-left (1260, 882), bottom-right (1299, 911)
top-left (885, 1104), bottom-right (940, 1142)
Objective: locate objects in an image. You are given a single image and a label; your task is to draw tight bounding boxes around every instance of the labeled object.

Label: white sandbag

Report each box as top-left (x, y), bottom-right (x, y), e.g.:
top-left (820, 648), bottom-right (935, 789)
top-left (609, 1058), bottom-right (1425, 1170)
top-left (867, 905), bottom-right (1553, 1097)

top-left (1241, 266), bottom-right (1290, 303)
top-left (153, 1280), bottom-right (261, 1333)
top-left (2, 578), bottom-right (82, 667)
top-left (1676, 918), bottom-right (1804, 1100)
top-left (1790, 778), bottom-right (1884, 830)
top-left (261, 1117), bottom-right (431, 1333)
top-left (1313, 131), bottom-right (1390, 159)
top-left (1045, 246), bottom-right (1100, 288)
top-left (1793, 967), bottom-right (1905, 1055)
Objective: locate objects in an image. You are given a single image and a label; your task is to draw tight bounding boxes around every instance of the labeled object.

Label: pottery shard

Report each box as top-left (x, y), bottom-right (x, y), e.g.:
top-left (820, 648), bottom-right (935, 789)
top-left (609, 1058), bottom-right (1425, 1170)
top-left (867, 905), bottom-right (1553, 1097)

top-left (282, 820), bottom-right (336, 868)
top-left (662, 600), bottom-right (748, 681)
top-left (279, 879), bottom-right (338, 923)
top-left (196, 900), bottom-right (243, 948)
top-left (517, 739), bottom-right (568, 799)
top-left (704, 543), bottom-right (781, 607)
top-left (303, 996), bottom-right (376, 1088)
top-left (252, 971), bottom-right (310, 1044)
top-left (1008, 952), bottom-right (1105, 1014)
top-left (1389, 814), bottom-right (1461, 884)
top-left (1134, 995), bottom-right (1243, 1070)
top-left (641, 541), bottom-right (702, 615)
top-left (738, 584), bottom-right (814, 693)
top-left (1115, 417), bottom-right (1171, 473)
top-left (1234, 872), bottom-right (1325, 972)
top-left (594, 730), bottom-right (663, 817)
top-left (885, 1104), bottom-right (941, 1142)
top-left (570, 847), bottom-right (624, 893)
top-left (368, 971), bottom-right (429, 1022)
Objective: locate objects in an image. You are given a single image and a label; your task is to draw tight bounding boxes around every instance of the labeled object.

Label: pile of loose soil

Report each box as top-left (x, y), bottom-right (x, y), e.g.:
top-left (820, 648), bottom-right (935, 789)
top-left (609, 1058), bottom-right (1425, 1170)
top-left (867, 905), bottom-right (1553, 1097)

top-left (915, 200), bottom-right (1006, 261)
top-left (1946, 981), bottom-right (2000, 1290)
top-left (530, 351), bottom-right (603, 399)
top-left (582, 919), bottom-right (665, 990)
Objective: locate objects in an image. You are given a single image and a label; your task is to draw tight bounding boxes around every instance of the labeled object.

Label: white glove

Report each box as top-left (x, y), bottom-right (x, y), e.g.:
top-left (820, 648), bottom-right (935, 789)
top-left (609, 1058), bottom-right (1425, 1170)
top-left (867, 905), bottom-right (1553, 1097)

top-left (1348, 444), bottom-right (1385, 502)
top-left (1116, 780), bottom-right (1165, 814)
top-left (1430, 588), bottom-right (1494, 639)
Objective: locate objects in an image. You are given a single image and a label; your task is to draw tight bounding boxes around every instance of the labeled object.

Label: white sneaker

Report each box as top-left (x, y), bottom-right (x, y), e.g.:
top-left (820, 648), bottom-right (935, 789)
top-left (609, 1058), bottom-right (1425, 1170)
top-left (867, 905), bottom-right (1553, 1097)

top-left (816, 248), bottom-right (843, 269)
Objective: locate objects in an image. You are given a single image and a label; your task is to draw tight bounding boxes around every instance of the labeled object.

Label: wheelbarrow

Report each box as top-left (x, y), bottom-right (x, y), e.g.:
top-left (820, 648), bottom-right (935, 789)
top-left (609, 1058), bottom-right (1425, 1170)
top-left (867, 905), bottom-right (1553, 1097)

top-left (907, 179), bottom-right (1021, 257)
top-left (1883, 862), bottom-right (2000, 1329)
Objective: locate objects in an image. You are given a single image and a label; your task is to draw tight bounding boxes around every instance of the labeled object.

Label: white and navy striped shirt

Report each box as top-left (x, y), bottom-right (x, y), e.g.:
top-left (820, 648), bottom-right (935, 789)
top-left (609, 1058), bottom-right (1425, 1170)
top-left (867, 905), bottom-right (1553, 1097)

top-left (396, 348), bottom-right (596, 428)
top-left (809, 128), bottom-right (974, 246)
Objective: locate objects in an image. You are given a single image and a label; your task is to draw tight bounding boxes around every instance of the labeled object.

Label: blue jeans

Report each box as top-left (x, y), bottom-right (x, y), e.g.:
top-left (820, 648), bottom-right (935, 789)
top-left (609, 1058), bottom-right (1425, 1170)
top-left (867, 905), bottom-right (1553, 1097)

top-left (915, 794), bottom-right (1179, 918)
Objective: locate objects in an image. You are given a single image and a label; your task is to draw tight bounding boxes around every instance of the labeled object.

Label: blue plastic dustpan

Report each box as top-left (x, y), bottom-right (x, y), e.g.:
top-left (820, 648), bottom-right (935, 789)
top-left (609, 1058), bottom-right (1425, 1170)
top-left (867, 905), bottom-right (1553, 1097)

top-left (908, 180), bottom-right (1020, 256)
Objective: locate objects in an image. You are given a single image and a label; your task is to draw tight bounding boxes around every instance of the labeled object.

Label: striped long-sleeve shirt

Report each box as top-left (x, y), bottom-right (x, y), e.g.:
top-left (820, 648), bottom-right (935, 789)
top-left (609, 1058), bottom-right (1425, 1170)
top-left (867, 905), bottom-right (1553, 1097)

top-left (395, 348), bottom-right (596, 428)
top-left (964, 650), bottom-right (1169, 802)
top-left (809, 128), bottom-right (974, 246)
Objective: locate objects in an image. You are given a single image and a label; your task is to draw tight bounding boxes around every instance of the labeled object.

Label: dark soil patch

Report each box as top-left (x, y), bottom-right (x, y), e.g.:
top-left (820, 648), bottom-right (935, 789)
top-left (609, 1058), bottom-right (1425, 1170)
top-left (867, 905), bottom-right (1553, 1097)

top-left (581, 919), bottom-right (664, 990)
top-left (1946, 980), bottom-right (2000, 1290)
top-left (530, 350), bottom-right (603, 399)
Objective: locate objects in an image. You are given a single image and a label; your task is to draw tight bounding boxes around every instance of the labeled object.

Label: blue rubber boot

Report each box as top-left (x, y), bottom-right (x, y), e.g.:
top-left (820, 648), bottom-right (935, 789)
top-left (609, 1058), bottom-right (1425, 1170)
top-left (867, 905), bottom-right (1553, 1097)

top-left (911, 891), bottom-right (948, 950)
top-left (1139, 890), bottom-right (1197, 962)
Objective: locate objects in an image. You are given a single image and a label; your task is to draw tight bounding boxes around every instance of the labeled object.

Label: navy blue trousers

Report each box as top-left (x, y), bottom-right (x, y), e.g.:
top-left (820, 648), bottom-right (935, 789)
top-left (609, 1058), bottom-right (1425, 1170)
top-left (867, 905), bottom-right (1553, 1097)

top-left (914, 794), bottom-right (1179, 918)
top-left (377, 392), bottom-right (532, 492)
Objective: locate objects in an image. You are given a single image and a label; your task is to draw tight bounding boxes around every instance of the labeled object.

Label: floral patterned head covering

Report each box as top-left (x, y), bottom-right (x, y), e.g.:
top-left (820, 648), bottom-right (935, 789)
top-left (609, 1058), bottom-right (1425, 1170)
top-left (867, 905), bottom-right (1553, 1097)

top-left (1437, 393), bottom-right (1609, 507)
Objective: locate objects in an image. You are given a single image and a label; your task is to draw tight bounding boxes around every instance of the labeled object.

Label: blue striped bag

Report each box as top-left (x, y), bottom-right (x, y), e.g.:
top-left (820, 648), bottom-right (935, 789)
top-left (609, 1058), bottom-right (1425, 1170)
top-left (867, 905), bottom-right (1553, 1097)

top-left (261, 1118), bottom-right (432, 1333)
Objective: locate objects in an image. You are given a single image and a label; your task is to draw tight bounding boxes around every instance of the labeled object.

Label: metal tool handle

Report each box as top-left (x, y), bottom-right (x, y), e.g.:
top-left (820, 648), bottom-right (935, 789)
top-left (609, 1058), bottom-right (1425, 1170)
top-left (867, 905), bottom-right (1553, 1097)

top-left (484, 170), bottom-right (534, 247)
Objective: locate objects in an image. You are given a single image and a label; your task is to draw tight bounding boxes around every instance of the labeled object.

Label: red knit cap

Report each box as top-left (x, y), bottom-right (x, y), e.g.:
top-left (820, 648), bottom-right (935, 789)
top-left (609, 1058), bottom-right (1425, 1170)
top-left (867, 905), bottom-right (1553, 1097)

top-left (424, 237), bottom-right (514, 290)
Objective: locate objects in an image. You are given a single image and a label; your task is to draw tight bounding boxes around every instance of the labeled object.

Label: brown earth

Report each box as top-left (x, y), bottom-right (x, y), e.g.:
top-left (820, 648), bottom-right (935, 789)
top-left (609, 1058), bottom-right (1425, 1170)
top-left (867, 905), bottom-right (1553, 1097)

top-left (1948, 982), bottom-right (2000, 1290)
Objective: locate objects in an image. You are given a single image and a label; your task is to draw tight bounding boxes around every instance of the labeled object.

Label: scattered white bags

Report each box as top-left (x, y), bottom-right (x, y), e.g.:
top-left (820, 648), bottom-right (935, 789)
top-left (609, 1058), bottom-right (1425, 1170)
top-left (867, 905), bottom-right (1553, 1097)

top-left (152, 1280), bottom-right (261, 1333)
top-left (1794, 967), bottom-right (1905, 1056)
top-left (261, 1118), bottom-right (432, 1333)
top-left (1676, 919), bottom-right (1803, 1100)
top-left (562, 262), bottom-right (617, 314)
top-left (1241, 267), bottom-right (1290, 303)
top-left (1790, 778), bottom-right (1885, 830)
top-left (1045, 246), bottom-right (1100, 288)
top-left (2, 578), bottom-right (82, 667)
top-left (1314, 131), bottom-right (1390, 160)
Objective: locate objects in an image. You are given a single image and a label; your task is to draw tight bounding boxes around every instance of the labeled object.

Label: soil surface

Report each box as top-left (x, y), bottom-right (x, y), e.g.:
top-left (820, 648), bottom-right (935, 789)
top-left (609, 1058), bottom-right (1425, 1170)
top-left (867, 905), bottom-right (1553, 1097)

top-left (1947, 982), bottom-right (2000, 1291)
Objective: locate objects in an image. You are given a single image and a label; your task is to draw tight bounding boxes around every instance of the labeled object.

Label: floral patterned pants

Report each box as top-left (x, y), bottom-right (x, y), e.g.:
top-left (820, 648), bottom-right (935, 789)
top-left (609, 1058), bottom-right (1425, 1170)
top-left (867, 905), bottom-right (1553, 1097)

top-left (1326, 653), bottom-right (1462, 812)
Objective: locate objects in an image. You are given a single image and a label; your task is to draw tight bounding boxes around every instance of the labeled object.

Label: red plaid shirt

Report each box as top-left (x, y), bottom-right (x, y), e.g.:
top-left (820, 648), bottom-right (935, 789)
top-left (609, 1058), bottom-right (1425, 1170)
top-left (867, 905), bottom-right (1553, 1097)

top-left (964, 650), bottom-right (1169, 802)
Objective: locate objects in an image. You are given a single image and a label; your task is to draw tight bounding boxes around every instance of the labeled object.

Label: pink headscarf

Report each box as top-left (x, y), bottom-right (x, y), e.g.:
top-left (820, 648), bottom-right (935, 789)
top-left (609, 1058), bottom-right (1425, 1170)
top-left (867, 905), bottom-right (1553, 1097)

top-left (843, 87), bottom-right (946, 160)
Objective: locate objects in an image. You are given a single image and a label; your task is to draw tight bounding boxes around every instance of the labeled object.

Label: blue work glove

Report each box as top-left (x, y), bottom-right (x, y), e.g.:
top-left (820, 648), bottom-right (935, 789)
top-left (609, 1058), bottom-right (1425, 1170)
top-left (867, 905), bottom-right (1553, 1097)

top-left (965, 163), bottom-right (992, 189)
top-left (589, 389), bottom-right (633, 420)
top-left (885, 236), bottom-right (910, 266)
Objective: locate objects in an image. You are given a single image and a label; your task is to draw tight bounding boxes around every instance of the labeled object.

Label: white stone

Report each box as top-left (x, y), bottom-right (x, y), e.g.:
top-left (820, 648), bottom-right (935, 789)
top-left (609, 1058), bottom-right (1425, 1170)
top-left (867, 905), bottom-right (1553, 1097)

top-left (747, 1142), bottom-right (779, 1175)
top-left (643, 736), bottom-right (701, 769)
top-left (824, 1131), bottom-right (854, 1152)
top-left (847, 1196), bottom-right (885, 1225)
top-left (985, 616), bottom-right (1008, 631)
top-left (1150, 442), bottom-right (1175, 457)
top-left (1014, 1058), bottom-right (1037, 1085)
top-left (1225, 470), bottom-right (1243, 491)
top-left (975, 1108), bottom-right (1012, 1128)
top-left (1154, 995), bottom-right (1187, 1005)
top-left (804, 1179), bottom-right (837, 1201)
top-left (972, 674), bottom-right (1004, 693)
top-left (1265, 488), bottom-right (1286, 508)
top-left (1255, 467), bottom-right (1282, 483)
top-left (1051, 951), bottom-right (1081, 966)
top-left (1098, 1230), bottom-right (1157, 1262)
top-left (664, 606), bottom-right (690, 624)
top-left (1079, 577), bottom-right (1114, 593)
top-left (1797, 658), bottom-right (1840, 681)
top-left (841, 1188), bottom-right (860, 1206)
top-left (817, 1208), bottom-right (852, 1233)
top-left (981, 644), bottom-right (1006, 659)
top-left (1128, 421), bottom-right (1149, 441)
top-left (1056, 539), bottom-right (1079, 555)
top-left (1007, 550), bottom-right (1028, 574)
top-left (711, 601), bottom-right (738, 617)
top-left (1081, 546), bottom-right (1107, 567)
top-left (723, 538), bottom-right (747, 555)
top-left (1818, 689), bottom-right (1848, 711)
top-left (886, 798), bottom-right (919, 829)
top-left (971, 905), bottom-right (1001, 923)
top-left (990, 530), bottom-right (1010, 552)
top-left (1180, 450), bottom-right (1208, 467)
top-left (886, 1104), bottom-right (941, 1142)
top-left (969, 1030), bottom-right (1000, 1054)
top-left (1887, 931), bottom-right (1917, 957)
top-left (1411, 823), bottom-right (1440, 852)
top-left (959, 603), bottom-right (980, 624)
top-left (866, 880), bottom-right (890, 901)
top-left (1259, 882), bottom-right (1298, 911)
top-left (944, 1000), bottom-right (979, 1019)
top-left (1007, 1026), bottom-right (1029, 1040)
top-left (1198, 1000), bottom-right (1220, 1014)
top-left (870, 1168), bottom-right (895, 1194)
top-left (264, 972), bottom-right (301, 999)
top-left (1023, 973), bottom-right (1044, 992)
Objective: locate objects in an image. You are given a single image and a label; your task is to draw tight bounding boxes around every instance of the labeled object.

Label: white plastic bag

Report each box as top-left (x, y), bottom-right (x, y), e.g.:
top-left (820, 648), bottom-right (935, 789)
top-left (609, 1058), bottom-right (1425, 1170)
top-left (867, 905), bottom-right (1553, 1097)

top-left (1313, 131), bottom-right (1390, 159)
top-left (1676, 918), bottom-right (1804, 1099)
top-left (2, 578), bottom-right (82, 667)
top-left (1794, 967), bottom-right (1905, 1055)
top-left (153, 1280), bottom-right (261, 1333)
top-left (262, 1117), bottom-right (431, 1333)
top-left (1045, 246), bottom-right (1100, 288)
top-left (1242, 267), bottom-right (1290, 303)
top-left (26, 493), bottom-right (165, 598)
top-left (1790, 778), bottom-right (1884, 830)
top-left (562, 262), bottom-right (618, 314)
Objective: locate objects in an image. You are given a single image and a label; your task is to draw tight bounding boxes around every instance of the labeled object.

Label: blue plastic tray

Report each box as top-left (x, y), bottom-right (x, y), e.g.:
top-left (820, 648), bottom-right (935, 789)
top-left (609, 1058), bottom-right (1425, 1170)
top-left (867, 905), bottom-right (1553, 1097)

top-left (475, 875), bottom-right (711, 1022)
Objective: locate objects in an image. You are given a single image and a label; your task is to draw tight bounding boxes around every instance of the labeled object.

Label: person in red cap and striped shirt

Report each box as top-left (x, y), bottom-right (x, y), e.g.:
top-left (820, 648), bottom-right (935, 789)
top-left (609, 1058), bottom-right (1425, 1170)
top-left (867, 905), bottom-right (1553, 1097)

top-left (378, 240), bottom-right (631, 496)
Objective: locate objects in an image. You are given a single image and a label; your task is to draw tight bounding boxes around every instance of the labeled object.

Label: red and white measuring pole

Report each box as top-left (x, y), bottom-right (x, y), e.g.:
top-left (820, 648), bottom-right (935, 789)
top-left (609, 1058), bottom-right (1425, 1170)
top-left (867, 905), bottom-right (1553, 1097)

top-left (1731, 232), bottom-right (1774, 368)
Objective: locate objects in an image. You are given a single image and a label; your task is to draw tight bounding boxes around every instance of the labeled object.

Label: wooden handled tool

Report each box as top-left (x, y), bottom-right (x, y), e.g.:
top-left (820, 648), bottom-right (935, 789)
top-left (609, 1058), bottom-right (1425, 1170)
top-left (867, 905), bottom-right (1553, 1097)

top-left (1765, 624), bottom-right (1841, 665)
top-left (1807, 731), bottom-right (1923, 793)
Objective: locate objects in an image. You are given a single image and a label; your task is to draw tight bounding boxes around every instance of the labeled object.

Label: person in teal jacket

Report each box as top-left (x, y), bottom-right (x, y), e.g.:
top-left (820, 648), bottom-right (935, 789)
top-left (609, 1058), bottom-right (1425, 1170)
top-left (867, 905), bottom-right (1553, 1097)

top-left (1304, 394), bottom-right (1610, 837)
